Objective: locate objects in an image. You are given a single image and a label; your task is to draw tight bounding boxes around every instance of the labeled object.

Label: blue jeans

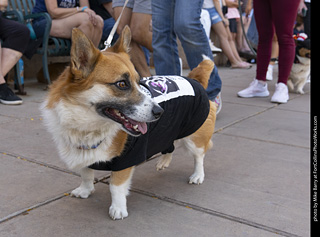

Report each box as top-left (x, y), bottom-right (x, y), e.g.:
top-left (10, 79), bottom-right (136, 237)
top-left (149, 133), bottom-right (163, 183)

top-left (151, 0), bottom-right (222, 100)
top-left (102, 18), bottom-right (119, 44)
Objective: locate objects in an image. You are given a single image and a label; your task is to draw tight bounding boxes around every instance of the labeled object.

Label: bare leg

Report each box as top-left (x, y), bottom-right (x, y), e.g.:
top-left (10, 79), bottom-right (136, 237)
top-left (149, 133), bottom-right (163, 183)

top-left (113, 7), bottom-right (151, 77)
top-left (0, 46), bottom-right (22, 84)
top-left (130, 12), bottom-right (152, 52)
top-left (212, 22), bottom-right (249, 68)
top-left (50, 13), bottom-right (103, 47)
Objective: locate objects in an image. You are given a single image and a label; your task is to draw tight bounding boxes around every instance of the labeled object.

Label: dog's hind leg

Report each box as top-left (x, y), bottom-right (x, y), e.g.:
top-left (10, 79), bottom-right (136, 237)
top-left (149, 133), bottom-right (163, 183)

top-left (109, 166), bottom-right (135, 220)
top-left (71, 167), bottom-right (95, 198)
top-left (156, 153), bottom-right (173, 171)
top-left (185, 101), bottom-right (216, 184)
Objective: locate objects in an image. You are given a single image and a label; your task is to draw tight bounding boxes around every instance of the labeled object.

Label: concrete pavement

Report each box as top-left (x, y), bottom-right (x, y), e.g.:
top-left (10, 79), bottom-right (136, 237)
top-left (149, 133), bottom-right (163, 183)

top-left (0, 65), bottom-right (310, 236)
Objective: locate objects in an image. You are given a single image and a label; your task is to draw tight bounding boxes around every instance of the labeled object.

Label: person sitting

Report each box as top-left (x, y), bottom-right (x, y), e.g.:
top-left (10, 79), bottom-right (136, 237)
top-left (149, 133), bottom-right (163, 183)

top-left (112, 0), bottom-right (152, 77)
top-left (0, 3), bottom-right (30, 105)
top-left (89, 0), bottom-right (118, 43)
top-left (32, 0), bottom-right (104, 47)
top-left (203, 0), bottom-right (251, 69)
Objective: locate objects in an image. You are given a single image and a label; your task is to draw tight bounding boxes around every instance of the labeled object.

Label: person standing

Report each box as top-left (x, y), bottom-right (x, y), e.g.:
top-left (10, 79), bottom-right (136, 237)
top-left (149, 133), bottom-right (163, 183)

top-left (152, 0), bottom-right (222, 113)
top-left (237, 0), bottom-right (301, 103)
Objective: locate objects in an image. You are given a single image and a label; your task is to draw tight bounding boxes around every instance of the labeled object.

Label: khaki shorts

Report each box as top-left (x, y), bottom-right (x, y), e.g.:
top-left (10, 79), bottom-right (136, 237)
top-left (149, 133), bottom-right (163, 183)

top-left (112, 0), bottom-right (151, 14)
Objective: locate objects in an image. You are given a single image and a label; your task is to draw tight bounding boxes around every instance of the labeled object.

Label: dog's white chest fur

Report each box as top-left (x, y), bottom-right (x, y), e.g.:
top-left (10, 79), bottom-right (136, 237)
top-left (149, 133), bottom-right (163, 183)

top-left (41, 100), bottom-right (120, 170)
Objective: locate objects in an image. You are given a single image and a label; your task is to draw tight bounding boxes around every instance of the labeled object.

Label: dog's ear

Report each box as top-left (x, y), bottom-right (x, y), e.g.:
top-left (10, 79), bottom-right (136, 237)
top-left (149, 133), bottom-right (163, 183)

top-left (70, 28), bottom-right (100, 79)
top-left (108, 25), bottom-right (131, 53)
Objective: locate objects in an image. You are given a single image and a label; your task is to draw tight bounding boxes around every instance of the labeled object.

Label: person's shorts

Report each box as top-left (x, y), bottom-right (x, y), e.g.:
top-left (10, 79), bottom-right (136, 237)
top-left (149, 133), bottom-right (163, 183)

top-left (32, 17), bottom-right (47, 38)
top-left (112, 0), bottom-right (151, 14)
top-left (205, 7), bottom-right (223, 25)
top-left (228, 18), bottom-right (237, 33)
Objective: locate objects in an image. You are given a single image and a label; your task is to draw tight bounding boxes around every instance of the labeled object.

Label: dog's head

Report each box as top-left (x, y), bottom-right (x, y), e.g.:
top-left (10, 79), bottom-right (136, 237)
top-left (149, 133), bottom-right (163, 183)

top-left (295, 38), bottom-right (311, 63)
top-left (52, 26), bottom-right (163, 136)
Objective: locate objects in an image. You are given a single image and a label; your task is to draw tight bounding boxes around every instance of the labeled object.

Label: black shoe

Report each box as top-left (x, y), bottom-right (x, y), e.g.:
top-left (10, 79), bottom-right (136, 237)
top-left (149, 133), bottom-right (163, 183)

top-left (0, 83), bottom-right (23, 105)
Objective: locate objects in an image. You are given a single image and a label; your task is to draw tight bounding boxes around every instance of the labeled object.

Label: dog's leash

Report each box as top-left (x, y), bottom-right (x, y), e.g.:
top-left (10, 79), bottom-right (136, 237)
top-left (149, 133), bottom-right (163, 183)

top-left (101, 0), bottom-right (129, 51)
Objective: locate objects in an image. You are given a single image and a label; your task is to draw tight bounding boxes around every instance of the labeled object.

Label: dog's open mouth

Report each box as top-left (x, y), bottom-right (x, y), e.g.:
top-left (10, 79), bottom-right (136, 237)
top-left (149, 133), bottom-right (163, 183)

top-left (104, 108), bottom-right (147, 136)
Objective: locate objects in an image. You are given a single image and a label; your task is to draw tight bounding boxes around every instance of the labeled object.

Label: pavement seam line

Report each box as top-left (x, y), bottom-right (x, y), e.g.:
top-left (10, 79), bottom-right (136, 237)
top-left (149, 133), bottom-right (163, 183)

top-left (218, 133), bottom-right (310, 150)
top-left (1, 151), bottom-right (80, 177)
top-left (0, 194), bottom-right (67, 224)
top-left (214, 105), bottom-right (278, 134)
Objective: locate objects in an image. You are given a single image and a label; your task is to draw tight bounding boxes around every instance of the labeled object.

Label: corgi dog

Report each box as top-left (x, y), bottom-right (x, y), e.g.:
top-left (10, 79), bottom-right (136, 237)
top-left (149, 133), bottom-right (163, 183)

top-left (287, 38), bottom-right (311, 94)
top-left (41, 26), bottom-right (216, 220)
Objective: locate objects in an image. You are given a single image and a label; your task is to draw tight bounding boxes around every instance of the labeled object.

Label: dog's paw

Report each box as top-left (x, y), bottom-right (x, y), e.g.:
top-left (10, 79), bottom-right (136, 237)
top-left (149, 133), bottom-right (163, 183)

top-left (71, 186), bottom-right (95, 199)
top-left (109, 205), bottom-right (128, 220)
top-left (188, 172), bottom-right (205, 185)
top-left (156, 155), bottom-right (172, 171)
top-left (296, 89), bottom-right (305, 94)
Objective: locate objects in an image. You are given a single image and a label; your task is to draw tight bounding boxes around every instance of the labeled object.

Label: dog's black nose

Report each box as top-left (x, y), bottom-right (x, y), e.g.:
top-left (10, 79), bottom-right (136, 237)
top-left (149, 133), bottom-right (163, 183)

top-left (152, 105), bottom-right (164, 119)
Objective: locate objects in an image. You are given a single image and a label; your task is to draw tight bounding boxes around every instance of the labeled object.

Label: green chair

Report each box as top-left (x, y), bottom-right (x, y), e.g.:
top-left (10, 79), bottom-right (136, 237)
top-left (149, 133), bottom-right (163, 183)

top-left (7, 0), bottom-right (73, 85)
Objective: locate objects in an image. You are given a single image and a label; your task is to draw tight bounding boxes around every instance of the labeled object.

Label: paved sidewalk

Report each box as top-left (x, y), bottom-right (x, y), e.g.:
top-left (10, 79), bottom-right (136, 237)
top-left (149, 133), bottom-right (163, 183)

top-left (0, 65), bottom-right (310, 237)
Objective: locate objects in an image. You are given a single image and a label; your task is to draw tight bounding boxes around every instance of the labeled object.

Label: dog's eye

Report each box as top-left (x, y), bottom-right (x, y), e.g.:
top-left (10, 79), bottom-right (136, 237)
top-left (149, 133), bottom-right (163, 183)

top-left (115, 80), bottom-right (130, 90)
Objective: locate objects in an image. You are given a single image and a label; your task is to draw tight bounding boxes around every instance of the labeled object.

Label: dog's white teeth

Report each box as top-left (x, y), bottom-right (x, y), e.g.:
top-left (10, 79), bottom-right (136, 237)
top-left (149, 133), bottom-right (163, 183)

top-left (133, 125), bottom-right (139, 131)
top-left (115, 110), bottom-right (126, 120)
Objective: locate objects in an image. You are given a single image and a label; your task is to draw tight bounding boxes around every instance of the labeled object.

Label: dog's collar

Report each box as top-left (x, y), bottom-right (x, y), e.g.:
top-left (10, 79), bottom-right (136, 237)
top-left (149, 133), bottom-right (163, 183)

top-left (77, 139), bottom-right (104, 150)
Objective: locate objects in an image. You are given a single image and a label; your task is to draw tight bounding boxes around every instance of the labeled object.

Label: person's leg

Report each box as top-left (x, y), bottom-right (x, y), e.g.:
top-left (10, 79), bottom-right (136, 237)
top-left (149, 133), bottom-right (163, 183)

top-left (253, 0), bottom-right (274, 82)
top-left (237, 0), bottom-right (272, 98)
top-left (173, 0), bottom-right (221, 100)
top-left (113, 3), bottom-right (151, 77)
top-left (0, 44), bottom-right (23, 105)
top-left (50, 13), bottom-right (103, 46)
top-left (152, 0), bottom-right (180, 75)
top-left (0, 17), bottom-right (30, 77)
top-left (130, 13), bottom-right (152, 52)
top-left (270, 0), bottom-right (300, 85)
top-left (266, 34), bottom-right (278, 81)
top-left (225, 23), bottom-right (251, 67)
top-left (130, 0), bottom-right (152, 52)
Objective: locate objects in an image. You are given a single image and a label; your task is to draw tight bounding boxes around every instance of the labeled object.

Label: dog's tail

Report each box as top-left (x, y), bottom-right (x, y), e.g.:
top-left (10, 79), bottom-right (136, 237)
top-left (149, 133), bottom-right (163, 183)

top-left (187, 55), bottom-right (214, 89)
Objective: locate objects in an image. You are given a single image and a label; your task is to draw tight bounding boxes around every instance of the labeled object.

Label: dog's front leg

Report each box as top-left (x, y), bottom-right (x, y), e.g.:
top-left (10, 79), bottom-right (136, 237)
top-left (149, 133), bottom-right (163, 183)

top-left (109, 166), bottom-right (135, 220)
top-left (71, 167), bottom-right (95, 198)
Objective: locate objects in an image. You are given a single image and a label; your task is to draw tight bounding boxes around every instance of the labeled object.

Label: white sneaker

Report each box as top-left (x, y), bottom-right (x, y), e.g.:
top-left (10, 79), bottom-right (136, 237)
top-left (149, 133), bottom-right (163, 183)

top-left (237, 79), bottom-right (269, 98)
top-left (271, 82), bottom-right (289, 103)
top-left (266, 65), bottom-right (273, 81)
top-left (214, 92), bottom-right (222, 115)
top-left (209, 40), bottom-right (222, 53)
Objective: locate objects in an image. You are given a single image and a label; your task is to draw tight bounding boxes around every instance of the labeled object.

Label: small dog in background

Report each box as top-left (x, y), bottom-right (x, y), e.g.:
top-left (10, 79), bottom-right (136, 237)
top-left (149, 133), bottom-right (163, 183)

top-left (287, 34), bottom-right (311, 94)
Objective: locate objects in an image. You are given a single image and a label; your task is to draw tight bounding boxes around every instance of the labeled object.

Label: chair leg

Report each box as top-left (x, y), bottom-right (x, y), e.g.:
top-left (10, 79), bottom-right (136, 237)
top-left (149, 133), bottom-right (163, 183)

top-left (42, 54), bottom-right (51, 85)
top-left (14, 61), bottom-right (26, 95)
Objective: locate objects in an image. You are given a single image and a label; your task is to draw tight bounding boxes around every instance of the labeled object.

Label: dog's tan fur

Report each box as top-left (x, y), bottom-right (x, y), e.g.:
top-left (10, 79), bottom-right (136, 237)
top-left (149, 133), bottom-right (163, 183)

top-left (42, 26), bottom-right (216, 220)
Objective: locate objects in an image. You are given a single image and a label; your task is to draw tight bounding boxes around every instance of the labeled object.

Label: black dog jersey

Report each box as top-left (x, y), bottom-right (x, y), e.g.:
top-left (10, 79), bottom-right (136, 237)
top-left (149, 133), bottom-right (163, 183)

top-left (89, 76), bottom-right (210, 171)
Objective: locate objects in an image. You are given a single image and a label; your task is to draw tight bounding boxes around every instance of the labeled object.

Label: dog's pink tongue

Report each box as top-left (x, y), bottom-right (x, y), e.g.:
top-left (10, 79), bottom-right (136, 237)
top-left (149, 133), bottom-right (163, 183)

top-left (137, 122), bottom-right (148, 134)
top-left (127, 118), bottom-right (148, 134)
